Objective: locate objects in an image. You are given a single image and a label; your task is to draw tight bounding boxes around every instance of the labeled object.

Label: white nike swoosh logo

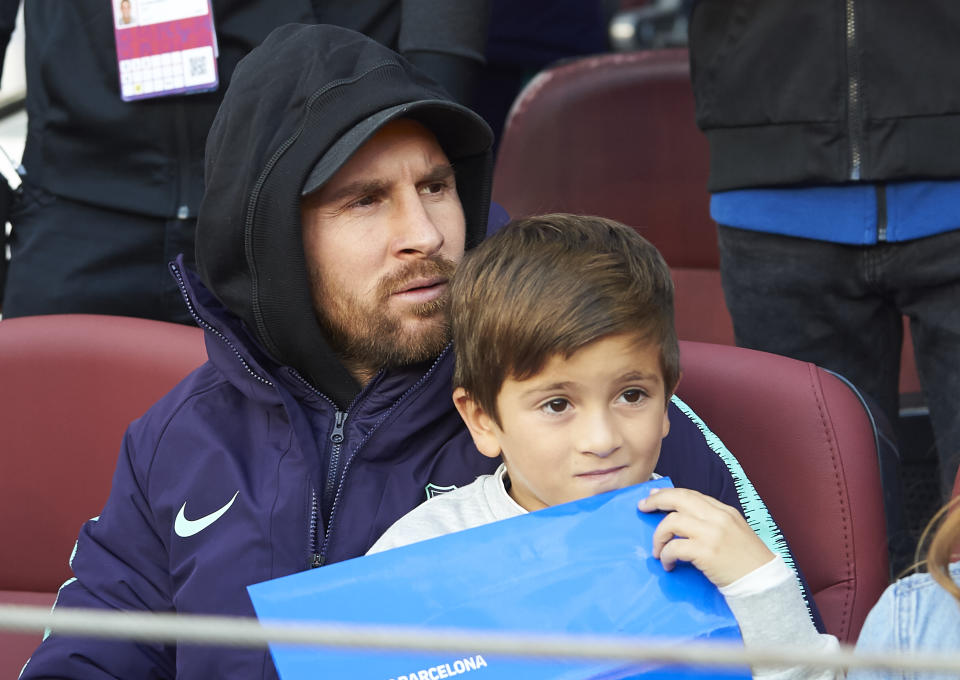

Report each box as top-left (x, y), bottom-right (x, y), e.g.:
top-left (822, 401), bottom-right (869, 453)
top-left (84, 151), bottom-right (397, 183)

top-left (174, 491), bottom-right (239, 538)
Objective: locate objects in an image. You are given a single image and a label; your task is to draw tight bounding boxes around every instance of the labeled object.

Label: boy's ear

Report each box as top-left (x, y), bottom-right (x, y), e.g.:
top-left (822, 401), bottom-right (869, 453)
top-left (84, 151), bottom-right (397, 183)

top-left (661, 370), bottom-right (682, 440)
top-left (452, 387), bottom-right (502, 459)
top-left (669, 370), bottom-right (682, 402)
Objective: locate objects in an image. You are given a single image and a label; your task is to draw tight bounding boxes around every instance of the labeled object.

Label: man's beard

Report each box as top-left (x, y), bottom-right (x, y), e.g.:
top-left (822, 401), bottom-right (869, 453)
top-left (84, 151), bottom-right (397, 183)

top-left (310, 256), bottom-right (457, 377)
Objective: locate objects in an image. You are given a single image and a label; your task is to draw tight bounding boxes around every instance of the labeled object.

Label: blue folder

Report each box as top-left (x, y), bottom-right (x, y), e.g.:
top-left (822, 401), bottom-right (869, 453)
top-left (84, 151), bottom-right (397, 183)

top-left (248, 477), bottom-right (751, 680)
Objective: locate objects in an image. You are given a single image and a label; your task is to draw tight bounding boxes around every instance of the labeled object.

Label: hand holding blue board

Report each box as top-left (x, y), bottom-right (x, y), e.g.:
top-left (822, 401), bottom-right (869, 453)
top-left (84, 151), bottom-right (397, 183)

top-left (247, 477), bottom-right (751, 679)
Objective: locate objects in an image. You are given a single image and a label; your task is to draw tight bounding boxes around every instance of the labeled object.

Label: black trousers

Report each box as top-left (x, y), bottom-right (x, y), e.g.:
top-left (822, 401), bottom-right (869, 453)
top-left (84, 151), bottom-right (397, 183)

top-left (2, 184), bottom-right (196, 326)
top-left (718, 224), bottom-right (960, 499)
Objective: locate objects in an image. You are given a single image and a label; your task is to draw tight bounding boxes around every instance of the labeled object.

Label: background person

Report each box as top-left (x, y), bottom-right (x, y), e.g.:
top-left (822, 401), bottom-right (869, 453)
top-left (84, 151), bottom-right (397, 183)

top-left (849, 496), bottom-right (960, 680)
top-left (687, 0), bottom-right (960, 505)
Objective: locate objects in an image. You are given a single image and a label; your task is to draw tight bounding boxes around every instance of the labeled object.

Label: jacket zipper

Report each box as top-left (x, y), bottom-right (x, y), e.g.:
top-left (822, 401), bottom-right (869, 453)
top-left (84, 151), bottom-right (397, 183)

top-left (308, 488), bottom-right (321, 568)
top-left (845, 0), bottom-right (863, 181)
top-left (284, 367), bottom-right (350, 570)
top-left (315, 350), bottom-right (449, 566)
top-left (169, 262), bottom-right (272, 386)
top-left (876, 184), bottom-right (888, 241)
top-left (323, 410), bottom-right (348, 521)
top-left (309, 410), bottom-right (348, 567)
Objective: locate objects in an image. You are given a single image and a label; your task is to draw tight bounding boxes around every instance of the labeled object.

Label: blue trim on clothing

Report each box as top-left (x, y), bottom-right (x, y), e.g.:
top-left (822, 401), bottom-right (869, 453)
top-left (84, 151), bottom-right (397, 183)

top-left (710, 180), bottom-right (960, 244)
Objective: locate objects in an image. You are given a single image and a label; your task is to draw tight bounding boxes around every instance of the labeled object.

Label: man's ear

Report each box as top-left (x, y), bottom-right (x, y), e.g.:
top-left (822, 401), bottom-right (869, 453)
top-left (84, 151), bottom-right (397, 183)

top-left (452, 387), bottom-right (502, 459)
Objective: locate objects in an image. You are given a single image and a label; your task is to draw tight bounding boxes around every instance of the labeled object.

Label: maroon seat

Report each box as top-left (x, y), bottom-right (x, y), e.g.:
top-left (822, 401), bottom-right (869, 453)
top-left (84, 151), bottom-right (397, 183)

top-left (0, 314), bottom-right (207, 677)
top-left (676, 340), bottom-right (890, 642)
top-left (492, 48), bottom-right (921, 396)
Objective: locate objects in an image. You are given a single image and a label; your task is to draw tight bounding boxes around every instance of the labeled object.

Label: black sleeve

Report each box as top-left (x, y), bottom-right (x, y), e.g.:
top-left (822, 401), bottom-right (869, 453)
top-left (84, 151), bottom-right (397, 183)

top-left (398, 0), bottom-right (490, 104)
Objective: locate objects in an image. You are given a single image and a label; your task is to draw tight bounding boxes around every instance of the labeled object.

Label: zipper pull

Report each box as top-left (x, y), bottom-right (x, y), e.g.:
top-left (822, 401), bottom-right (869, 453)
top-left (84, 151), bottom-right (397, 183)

top-left (310, 553), bottom-right (322, 568)
top-left (330, 410), bottom-right (347, 444)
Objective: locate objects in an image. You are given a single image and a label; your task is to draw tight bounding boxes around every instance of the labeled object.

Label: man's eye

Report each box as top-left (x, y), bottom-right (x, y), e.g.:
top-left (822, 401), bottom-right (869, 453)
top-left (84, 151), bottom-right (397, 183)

top-left (420, 181), bottom-right (447, 195)
top-left (351, 195), bottom-right (376, 207)
top-left (541, 398), bottom-right (570, 414)
top-left (619, 389), bottom-right (645, 404)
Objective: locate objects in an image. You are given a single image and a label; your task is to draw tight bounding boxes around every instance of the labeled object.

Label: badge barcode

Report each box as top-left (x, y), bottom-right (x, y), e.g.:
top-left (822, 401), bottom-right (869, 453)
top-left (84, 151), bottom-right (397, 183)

top-left (118, 45), bottom-right (216, 99)
top-left (189, 56), bottom-right (208, 78)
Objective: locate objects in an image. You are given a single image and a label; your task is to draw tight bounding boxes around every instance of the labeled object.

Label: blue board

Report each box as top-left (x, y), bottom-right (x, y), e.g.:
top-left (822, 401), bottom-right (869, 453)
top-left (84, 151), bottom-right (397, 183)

top-left (248, 477), bottom-right (751, 679)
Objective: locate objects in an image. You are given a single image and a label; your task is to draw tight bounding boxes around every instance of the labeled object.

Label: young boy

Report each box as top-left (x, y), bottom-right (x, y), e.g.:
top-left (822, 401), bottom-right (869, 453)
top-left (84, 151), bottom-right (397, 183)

top-left (369, 214), bottom-right (838, 678)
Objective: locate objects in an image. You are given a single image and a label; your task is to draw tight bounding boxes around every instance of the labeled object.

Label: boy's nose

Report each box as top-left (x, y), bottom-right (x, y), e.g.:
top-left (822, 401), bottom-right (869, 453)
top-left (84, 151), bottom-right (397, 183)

top-left (577, 409), bottom-right (622, 458)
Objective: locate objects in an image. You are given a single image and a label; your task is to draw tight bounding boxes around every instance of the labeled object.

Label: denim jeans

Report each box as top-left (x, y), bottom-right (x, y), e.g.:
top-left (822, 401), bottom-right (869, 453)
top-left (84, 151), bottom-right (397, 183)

top-left (718, 225), bottom-right (960, 499)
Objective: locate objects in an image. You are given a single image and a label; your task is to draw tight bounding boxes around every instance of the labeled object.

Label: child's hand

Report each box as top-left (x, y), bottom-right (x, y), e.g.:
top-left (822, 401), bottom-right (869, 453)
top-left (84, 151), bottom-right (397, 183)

top-left (638, 488), bottom-right (774, 588)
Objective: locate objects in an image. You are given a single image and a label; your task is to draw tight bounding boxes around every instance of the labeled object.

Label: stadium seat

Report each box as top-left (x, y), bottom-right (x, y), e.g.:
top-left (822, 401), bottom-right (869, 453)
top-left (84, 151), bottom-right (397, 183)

top-left (676, 340), bottom-right (890, 643)
top-left (0, 314), bottom-right (207, 677)
top-left (492, 47), bottom-right (921, 397)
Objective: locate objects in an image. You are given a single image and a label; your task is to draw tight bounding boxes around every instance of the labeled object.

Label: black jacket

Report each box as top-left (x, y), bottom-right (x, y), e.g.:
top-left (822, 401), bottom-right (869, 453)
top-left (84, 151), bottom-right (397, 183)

top-left (14, 1), bottom-right (315, 218)
top-left (688, 0), bottom-right (960, 191)
top-left (6, 0), bottom-right (488, 218)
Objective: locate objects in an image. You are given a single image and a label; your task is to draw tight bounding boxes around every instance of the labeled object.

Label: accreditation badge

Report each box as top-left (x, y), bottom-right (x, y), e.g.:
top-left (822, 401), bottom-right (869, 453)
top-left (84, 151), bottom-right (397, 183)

top-left (111, 0), bottom-right (219, 101)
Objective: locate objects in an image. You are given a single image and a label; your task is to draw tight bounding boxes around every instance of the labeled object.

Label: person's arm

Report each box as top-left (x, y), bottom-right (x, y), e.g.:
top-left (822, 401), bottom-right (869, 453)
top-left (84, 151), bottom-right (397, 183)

top-left (639, 488), bottom-right (840, 680)
top-left (19, 427), bottom-right (177, 679)
top-left (719, 556), bottom-right (841, 680)
top-left (398, 0), bottom-right (490, 104)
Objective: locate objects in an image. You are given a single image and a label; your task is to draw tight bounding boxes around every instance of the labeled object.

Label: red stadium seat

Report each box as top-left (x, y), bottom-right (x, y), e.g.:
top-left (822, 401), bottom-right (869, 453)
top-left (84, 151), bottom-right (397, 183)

top-left (492, 47), bottom-right (921, 398)
top-left (676, 340), bottom-right (890, 642)
top-left (0, 314), bottom-right (207, 677)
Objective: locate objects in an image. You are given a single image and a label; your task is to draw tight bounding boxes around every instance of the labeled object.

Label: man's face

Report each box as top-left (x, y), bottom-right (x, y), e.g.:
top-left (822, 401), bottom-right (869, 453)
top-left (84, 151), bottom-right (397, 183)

top-left (459, 333), bottom-right (672, 512)
top-left (301, 118), bottom-right (467, 381)
top-left (120, 0), bottom-right (132, 22)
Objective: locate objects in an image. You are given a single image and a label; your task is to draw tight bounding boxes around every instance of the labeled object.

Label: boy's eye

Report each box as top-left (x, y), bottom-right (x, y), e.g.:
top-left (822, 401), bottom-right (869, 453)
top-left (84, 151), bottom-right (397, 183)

top-left (619, 389), bottom-right (645, 404)
top-left (540, 398), bottom-right (570, 414)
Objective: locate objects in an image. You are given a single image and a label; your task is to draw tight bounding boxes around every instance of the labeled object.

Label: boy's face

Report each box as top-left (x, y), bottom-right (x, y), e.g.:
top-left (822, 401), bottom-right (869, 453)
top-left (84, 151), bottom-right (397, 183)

top-left (455, 333), bottom-right (673, 512)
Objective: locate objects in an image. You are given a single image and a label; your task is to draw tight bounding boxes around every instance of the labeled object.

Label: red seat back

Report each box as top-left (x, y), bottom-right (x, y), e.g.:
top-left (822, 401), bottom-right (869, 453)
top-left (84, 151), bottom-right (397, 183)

top-left (0, 314), bottom-right (207, 675)
top-left (492, 48), bottom-right (921, 395)
top-left (676, 341), bottom-right (890, 642)
top-left (494, 48), bottom-right (714, 269)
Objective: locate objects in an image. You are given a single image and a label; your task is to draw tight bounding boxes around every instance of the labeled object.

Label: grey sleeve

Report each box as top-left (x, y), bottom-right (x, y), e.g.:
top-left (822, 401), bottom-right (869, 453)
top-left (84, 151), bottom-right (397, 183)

top-left (724, 577), bottom-right (841, 680)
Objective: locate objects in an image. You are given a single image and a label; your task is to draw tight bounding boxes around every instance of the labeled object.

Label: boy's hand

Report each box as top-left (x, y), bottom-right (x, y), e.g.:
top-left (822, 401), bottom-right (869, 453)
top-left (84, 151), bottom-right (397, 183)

top-left (638, 488), bottom-right (774, 588)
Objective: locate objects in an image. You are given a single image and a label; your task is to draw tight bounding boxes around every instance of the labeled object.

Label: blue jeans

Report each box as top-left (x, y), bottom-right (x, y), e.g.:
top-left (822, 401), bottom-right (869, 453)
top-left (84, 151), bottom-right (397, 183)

top-left (718, 225), bottom-right (960, 499)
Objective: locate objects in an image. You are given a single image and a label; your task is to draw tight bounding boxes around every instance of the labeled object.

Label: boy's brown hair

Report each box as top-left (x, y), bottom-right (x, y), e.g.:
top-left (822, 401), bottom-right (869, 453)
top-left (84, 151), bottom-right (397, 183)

top-left (450, 213), bottom-right (679, 425)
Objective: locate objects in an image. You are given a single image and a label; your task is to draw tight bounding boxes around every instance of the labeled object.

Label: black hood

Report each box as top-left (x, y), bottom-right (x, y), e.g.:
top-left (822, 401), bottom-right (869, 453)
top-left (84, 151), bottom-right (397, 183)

top-left (195, 24), bottom-right (493, 409)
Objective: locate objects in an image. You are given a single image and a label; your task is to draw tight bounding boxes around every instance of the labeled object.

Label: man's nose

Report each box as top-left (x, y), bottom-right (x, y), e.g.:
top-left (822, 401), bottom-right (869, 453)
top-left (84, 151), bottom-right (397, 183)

top-left (576, 408), bottom-right (622, 458)
top-left (393, 189), bottom-right (444, 257)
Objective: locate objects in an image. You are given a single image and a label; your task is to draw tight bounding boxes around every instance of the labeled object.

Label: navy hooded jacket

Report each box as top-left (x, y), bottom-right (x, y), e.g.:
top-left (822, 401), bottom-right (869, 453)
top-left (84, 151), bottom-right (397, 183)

top-left (21, 24), bottom-right (817, 680)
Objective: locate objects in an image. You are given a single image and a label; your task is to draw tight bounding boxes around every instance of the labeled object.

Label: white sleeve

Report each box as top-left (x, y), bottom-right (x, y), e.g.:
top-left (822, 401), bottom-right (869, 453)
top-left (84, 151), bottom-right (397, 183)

top-left (720, 555), bottom-right (841, 680)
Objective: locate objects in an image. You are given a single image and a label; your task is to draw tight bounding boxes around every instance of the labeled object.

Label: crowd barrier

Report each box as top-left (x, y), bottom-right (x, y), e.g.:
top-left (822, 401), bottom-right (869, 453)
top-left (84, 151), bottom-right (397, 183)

top-left (3, 603), bottom-right (960, 675)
